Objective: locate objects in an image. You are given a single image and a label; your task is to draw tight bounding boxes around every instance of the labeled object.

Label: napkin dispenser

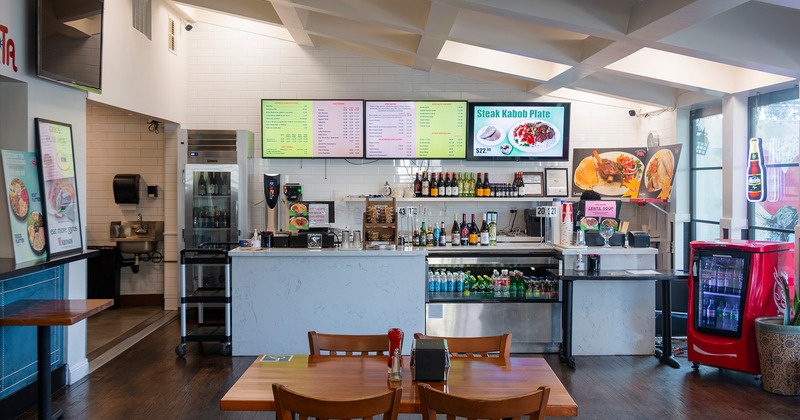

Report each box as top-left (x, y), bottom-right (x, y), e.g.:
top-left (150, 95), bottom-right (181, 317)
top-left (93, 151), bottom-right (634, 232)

top-left (411, 339), bottom-right (450, 382)
top-left (627, 231), bottom-right (651, 248)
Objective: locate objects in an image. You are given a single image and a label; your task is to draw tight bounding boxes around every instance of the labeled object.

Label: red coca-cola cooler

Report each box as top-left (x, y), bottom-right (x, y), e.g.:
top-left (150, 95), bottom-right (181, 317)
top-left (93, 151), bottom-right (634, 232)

top-left (688, 240), bottom-right (795, 374)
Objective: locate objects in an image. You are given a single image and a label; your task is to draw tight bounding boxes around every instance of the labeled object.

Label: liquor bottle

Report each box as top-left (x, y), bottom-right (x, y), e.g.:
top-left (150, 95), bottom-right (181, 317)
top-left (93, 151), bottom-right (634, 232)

top-left (413, 172), bottom-right (422, 197)
top-left (488, 212), bottom-right (497, 246)
top-left (219, 173), bottom-right (229, 195)
top-left (451, 214), bottom-right (461, 246)
top-left (460, 213), bottom-right (469, 246)
top-left (468, 214), bottom-right (479, 245)
top-left (419, 221), bottom-right (427, 247)
top-left (426, 222), bottom-right (434, 247)
top-left (747, 137), bottom-right (766, 202)
top-left (430, 173), bottom-right (439, 197)
top-left (437, 173), bottom-right (444, 197)
top-left (439, 222), bottom-right (447, 246)
top-left (444, 173), bottom-right (452, 197)
top-left (421, 171), bottom-right (430, 197)
top-left (197, 172), bottom-right (207, 196)
top-left (432, 222), bottom-right (440, 246)
top-left (479, 213), bottom-right (489, 246)
top-left (452, 172), bottom-right (460, 197)
top-left (475, 173), bottom-right (483, 197)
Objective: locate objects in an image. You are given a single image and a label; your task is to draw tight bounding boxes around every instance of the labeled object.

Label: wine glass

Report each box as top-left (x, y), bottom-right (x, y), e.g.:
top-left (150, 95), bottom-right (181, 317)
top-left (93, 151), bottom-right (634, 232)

top-left (599, 225), bottom-right (614, 248)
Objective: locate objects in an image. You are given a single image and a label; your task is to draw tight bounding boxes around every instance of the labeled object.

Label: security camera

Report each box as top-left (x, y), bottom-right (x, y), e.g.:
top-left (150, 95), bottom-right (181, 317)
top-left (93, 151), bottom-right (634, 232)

top-left (628, 110), bottom-right (636, 117)
top-left (185, 24), bottom-right (193, 31)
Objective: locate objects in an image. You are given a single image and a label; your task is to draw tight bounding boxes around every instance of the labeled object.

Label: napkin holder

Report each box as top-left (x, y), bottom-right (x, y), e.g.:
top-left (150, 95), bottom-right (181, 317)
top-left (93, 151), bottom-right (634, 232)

top-left (627, 231), bottom-right (651, 248)
top-left (411, 339), bottom-right (450, 382)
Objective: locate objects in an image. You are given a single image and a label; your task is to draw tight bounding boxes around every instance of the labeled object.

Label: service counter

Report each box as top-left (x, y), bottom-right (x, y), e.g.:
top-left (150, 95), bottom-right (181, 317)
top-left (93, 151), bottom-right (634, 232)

top-left (228, 242), bottom-right (658, 357)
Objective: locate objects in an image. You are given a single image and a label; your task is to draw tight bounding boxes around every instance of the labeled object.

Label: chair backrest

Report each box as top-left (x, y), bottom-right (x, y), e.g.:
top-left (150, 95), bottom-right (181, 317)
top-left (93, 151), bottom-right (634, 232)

top-left (273, 383), bottom-right (402, 420)
top-left (418, 383), bottom-right (549, 420)
top-left (308, 331), bottom-right (390, 356)
top-left (413, 333), bottom-right (511, 358)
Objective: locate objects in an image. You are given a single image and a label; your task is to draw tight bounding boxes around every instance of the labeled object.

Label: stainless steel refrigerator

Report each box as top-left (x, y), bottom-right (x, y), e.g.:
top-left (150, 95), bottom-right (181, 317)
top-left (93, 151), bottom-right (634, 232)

top-left (178, 129), bottom-right (253, 250)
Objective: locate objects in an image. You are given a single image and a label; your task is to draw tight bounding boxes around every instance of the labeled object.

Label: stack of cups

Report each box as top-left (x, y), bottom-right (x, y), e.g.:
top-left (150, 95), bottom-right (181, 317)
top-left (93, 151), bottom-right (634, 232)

top-left (560, 202), bottom-right (573, 246)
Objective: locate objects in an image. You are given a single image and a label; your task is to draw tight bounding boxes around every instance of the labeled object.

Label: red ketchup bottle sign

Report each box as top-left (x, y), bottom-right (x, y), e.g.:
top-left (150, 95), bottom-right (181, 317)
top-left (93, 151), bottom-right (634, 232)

top-left (746, 137), bottom-right (767, 203)
top-left (388, 328), bottom-right (403, 368)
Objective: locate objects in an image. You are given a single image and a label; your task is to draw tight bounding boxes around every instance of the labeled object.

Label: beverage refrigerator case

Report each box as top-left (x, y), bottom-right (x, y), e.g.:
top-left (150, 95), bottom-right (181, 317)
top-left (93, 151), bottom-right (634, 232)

top-left (687, 240), bottom-right (795, 374)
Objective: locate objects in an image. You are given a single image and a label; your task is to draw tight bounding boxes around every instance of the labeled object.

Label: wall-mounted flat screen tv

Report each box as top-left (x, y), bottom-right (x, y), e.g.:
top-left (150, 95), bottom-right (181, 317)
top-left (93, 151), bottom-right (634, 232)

top-left (37, 0), bottom-right (104, 93)
top-left (468, 102), bottom-right (571, 161)
top-left (261, 100), bottom-right (364, 158)
top-left (365, 100), bottom-right (467, 159)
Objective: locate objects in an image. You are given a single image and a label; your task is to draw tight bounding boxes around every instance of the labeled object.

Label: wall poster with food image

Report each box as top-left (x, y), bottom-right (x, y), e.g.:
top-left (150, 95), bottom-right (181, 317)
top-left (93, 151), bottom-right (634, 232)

top-left (2, 150), bottom-right (48, 263)
top-left (572, 145), bottom-right (681, 200)
top-left (35, 118), bottom-right (83, 256)
top-left (288, 202), bottom-right (309, 231)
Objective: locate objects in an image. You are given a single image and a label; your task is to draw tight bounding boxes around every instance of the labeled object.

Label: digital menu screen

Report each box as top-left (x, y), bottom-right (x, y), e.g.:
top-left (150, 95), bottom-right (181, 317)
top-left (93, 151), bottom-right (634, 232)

top-left (261, 100), bottom-right (364, 158)
top-left (468, 102), bottom-right (571, 161)
top-left (365, 101), bottom-right (467, 159)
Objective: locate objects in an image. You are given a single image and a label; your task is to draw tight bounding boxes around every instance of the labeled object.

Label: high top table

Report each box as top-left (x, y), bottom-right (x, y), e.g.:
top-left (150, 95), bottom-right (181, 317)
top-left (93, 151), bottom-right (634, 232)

top-left (0, 299), bottom-right (113, 420)
top-left (221, 354), bottom-right (578, 416)
top-left (548, 269), bottom-right (689, 369)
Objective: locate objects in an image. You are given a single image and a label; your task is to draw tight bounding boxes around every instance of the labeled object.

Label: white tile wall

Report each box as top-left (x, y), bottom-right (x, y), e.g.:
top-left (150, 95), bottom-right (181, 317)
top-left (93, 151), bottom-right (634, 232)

top-left (86, 104), bottom-right (166, 298)
top-left (183, 24), bottom-right (666, 236)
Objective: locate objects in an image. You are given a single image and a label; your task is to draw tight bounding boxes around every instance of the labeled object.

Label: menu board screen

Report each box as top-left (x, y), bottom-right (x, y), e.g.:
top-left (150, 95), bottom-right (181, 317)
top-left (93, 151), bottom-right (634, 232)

top-left (365, 101), bottom-right (467, 159)
top-left (261, 100), bottom-right (364, 158)
top-left (468, 102), bottom-right (571, 161)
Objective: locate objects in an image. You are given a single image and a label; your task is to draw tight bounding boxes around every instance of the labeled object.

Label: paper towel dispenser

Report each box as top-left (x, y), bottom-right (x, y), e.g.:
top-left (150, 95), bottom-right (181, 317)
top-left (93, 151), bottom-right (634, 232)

top-left (113, 174), bottom-right (140, 204)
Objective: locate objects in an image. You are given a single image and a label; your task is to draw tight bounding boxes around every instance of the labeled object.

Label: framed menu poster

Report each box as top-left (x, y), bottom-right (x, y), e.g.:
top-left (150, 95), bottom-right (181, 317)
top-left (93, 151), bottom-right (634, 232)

top-left (35, 118), bottom-right (83, 255)
top-left (2, 150), bottom-right (48, 263)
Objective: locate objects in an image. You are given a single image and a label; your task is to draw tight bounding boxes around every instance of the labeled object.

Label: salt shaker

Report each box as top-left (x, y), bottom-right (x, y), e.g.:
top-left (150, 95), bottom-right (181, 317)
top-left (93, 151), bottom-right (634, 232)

top-left (389, 348), bottom-right (402, 382)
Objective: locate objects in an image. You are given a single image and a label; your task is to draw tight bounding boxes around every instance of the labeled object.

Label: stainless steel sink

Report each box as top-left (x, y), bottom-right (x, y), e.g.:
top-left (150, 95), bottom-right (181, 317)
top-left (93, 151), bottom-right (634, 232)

top-left (110, 221), bottom-right (164, 254)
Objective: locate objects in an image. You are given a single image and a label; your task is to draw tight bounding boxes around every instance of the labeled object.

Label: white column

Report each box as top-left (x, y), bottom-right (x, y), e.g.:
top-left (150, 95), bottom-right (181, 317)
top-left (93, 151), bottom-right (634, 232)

top-left (720, 93), bottom-right (749, 239)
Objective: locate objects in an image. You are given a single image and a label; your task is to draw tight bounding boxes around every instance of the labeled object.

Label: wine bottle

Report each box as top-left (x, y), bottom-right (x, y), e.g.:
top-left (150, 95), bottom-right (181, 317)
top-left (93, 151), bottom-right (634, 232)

top-left (476, 173), bottom-right (483, 197)
top-left (483, 172), bottom-right (490, 197)
top-left (480, 213), bottom-right (489, 246)
top-left (219, 173), bottom-right (228, 195)
top-left (468, 214), bottom-right (479, 245)
top-left (413, 172), bottom-right (422, 197)
top-left (430, 172), bottom-right (439, 197)
top-left (208, 172), bottom-right (217, 195)
top-left (460, 213), bottom-right (469, 246)
top-left (438, 173), bottom-right (444, 197)
top-left (452, 172), bottom-right (460, 197)
top-left (488, 212), bottom-right (497, 246)
top-left (451, 214), bottom-right (461, 246)
top-left (517, 172), bottom-right (525, 196)
top-left (197, 172), bottom-right (207, 196)
top-left (444, 173), bottom-right (452, 197)
top-left (421, 171), bottom-right (430, 197)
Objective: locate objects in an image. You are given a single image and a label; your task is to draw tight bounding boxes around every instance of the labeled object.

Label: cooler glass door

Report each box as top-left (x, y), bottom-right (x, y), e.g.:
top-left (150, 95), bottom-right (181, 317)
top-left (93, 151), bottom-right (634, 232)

top-left (184, 164), bottom-right (239, 248)
top-left (693, 250), bottom-right (750, 338)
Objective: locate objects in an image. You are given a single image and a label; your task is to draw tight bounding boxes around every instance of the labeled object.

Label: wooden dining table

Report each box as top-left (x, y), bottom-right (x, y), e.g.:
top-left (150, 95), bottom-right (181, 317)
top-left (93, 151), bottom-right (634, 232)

top-left (0, 299), bottom-right (113, 420)
top-left (220, 354), bottom-right (578, 416)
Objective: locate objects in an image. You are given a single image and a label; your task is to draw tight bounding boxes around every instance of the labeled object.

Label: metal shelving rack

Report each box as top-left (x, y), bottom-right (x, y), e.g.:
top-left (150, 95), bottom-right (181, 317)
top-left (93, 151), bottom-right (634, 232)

top-left (176, 245), bottom-right (233, 356)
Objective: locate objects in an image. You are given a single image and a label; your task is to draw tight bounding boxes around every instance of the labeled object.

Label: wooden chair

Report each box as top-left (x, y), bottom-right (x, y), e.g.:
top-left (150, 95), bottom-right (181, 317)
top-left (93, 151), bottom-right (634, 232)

top-left (273, 383), bottom-right (401, 420)
top-left (413, 333), bottom-right (511, 358)
top-left (308, 331), bottom-right (390, 356)
top-left (418, 383), bottom-right (549, 420)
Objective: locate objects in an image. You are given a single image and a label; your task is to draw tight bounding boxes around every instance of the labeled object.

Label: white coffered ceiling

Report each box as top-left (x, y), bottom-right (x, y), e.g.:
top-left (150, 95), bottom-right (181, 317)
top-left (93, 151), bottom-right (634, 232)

top-left (170, 0), bottom-right (800, 109)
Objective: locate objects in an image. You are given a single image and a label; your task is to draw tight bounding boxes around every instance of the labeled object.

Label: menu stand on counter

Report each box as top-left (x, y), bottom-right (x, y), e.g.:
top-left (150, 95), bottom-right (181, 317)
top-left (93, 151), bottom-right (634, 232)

top-left (0, 299), bottom-right (112, 420)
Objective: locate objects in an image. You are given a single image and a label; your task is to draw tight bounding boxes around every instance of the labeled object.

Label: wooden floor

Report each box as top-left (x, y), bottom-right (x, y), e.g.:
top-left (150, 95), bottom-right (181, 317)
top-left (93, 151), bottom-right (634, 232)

top-left (16, 317), bottom-right (799, 419)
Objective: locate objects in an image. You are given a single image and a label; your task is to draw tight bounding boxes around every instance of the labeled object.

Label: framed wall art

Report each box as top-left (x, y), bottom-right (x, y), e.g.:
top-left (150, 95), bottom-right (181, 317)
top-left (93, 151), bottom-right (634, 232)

top-left (545, 167), bottom-right (569, 197)
top-left (35, 118), bottom-right (84, 256)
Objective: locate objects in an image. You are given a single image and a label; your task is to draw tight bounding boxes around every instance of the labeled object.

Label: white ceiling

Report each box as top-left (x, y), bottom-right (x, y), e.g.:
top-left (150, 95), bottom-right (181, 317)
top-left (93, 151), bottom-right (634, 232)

top-left (171, 0), bottom-right (800, 110)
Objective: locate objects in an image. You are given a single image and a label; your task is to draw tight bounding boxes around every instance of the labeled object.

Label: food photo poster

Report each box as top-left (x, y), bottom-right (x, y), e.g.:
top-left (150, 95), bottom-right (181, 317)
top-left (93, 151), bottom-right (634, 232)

top-left (35, 118), bottom-right (84, 255)
top-left (2, 150), bottom-right (48, 263)
top-left (572, 145), bottom-right (682, 199)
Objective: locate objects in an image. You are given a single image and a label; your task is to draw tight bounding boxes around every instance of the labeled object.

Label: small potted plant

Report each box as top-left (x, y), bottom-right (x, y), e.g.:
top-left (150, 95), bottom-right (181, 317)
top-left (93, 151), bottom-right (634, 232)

top-left (755, 270), bottom-right (800, 395)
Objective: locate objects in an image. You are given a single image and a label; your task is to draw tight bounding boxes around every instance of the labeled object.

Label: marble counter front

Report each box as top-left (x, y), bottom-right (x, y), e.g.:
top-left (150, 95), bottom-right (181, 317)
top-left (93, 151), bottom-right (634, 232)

top-left (229, 248), bottom-right (427, 356)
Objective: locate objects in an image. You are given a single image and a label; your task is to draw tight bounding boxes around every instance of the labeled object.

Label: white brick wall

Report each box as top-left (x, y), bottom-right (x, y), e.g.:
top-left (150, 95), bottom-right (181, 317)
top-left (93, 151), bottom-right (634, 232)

top-left (86, 104), bottom-right (165, 298)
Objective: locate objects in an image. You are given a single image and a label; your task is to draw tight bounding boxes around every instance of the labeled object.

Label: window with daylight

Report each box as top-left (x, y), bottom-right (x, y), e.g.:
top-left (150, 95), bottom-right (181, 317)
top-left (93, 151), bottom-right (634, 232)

top-left (690, 105), bottom-right (724, 241)
top-left (747, 88), bottom-right (799, 242)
